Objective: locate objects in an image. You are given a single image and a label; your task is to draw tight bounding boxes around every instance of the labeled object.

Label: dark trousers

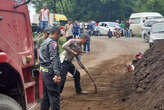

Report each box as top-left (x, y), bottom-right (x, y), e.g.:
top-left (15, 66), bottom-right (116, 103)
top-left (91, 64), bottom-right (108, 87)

top-left (40, 71), bottom-right (60, 110)
top-left (125, 29), bottom-right (130, 38)
top-left (83, 40), bottom-right (90, 52)
top-left (73, 33), bottom-right (78, 39)
top-left (60, 61), bottom-right (82, 93)
top-left (40, 21), bottom-right (48, 32)
top-left (108, 35), bottom-right (112, 38)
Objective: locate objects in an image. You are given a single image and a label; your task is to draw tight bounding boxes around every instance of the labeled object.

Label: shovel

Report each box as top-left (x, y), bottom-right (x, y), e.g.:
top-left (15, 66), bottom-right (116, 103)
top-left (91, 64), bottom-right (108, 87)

top-left (76, 57), bottom-right (98, 94)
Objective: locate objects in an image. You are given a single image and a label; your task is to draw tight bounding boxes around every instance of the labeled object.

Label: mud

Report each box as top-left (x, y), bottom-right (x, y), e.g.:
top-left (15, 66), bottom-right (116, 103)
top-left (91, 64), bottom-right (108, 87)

top-left (60, 37), bottom-right (148, 110)
top-left (61, 55), bottom-right (134, 110)
top-left (120, 40), bottom-right (164, 110)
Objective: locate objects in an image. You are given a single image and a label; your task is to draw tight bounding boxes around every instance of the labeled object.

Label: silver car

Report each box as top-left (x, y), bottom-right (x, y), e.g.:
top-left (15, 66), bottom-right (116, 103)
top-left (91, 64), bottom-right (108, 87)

top-left (142, 18), bottom-right (164, 43)
top-left (149, 22), bottom-right (164, 48)
top-left (98, 22), bottom-right (119, 35)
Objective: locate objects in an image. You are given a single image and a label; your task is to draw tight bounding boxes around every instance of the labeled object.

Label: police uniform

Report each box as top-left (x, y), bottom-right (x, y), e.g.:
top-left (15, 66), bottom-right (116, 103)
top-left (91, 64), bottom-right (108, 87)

top-left (36, 27), bottom-right (51, 49)
top-left (60, 39), bottom-right (83, 94)
top-left (39, 37), bottom-right (61, 110)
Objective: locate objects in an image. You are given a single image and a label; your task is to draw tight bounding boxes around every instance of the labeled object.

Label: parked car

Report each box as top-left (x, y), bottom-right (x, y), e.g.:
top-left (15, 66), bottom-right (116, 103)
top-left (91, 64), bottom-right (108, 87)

top-left (149, 22), bottom-right (164, 48)
top-left (142, 18), bottom-right (164, 42)
top-left (129, 12), bottom-right (163, 35)
top-left (98, 22), bottom-right (120, 35)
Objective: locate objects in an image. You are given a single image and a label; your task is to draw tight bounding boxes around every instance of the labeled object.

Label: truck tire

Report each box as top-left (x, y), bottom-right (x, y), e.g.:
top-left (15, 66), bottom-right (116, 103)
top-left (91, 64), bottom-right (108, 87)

top-left (0, 94), bottom-right (22, 110)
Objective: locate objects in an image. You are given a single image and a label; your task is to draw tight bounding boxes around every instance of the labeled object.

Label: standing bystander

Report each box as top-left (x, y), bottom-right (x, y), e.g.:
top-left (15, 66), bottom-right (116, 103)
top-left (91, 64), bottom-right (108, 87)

top-left (40, 4), bottom-right (50, 32)
top-left (120, 22), bottom-right (125, 36)
top-left (64, 18), bottom-right (73, 41)
top-left (125, 20), bottom-right (130, 38)
top-left (72, 20), bottom-right (81, 39)
top-left (108, 29), bottom-right (113, 38)
top-left (83, 30), bottom-right (91, 53)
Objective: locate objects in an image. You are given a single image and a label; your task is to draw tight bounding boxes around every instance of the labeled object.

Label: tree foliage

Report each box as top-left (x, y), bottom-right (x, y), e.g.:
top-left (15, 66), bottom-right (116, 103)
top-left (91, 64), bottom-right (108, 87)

top-left (31, 0), bottom-right (164, 21)
top-left (134, 0), bottom-right (164, 15)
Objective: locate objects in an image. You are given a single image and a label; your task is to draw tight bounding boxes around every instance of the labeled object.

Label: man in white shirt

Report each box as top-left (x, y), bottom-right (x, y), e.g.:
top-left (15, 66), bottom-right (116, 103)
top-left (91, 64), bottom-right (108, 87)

top-left (40, 4), bottom-right (50, 32)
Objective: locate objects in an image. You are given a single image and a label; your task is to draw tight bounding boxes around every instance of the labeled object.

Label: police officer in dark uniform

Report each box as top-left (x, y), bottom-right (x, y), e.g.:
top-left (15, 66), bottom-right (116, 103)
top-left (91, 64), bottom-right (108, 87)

top-left (39, 26), bottom-right (61, 110)
top-left (37, 27), bottom-right (51, 49)
top-left (35, 27), bottom-right (52, 64)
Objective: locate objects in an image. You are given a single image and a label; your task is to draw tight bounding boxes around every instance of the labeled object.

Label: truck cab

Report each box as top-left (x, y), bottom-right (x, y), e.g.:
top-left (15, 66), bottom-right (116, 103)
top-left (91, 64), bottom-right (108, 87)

top-left (0, 0), bottom-right (42, 110)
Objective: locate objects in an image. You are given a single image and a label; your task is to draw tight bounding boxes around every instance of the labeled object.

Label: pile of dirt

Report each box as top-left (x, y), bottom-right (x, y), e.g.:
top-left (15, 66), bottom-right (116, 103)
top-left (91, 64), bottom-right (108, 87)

top-left (122, 40), bottom-right (164, 110)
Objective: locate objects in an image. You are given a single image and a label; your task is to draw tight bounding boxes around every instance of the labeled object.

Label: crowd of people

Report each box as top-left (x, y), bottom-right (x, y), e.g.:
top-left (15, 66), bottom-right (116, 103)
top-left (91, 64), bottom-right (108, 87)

top-left (107, 20), bottom-right (134, 39)
top-left (63, 18), bottom-right (91, 53)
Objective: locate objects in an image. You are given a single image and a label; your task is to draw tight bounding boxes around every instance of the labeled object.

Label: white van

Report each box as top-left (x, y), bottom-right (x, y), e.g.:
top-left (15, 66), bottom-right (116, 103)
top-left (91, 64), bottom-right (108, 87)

top-left (129, 12), bottom-right (163, 35)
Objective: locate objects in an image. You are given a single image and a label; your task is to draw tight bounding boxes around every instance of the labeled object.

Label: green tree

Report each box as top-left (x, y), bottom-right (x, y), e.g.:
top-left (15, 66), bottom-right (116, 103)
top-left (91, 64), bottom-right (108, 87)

top-left (134, 0), bottom-right (164, 15)
top-left (31, 0), bottom-right (56, 13)
top-left (33, 0), bottom-right (164, 22)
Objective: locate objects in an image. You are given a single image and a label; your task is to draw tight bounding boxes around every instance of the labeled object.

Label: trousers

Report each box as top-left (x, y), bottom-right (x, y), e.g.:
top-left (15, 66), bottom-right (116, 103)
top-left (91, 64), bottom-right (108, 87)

top-left (125, 29), bottom-right (130, 38)
top-left (83, 40), bottom-right (90, 52)
top-left (40, 21), bottom-right (48, 32)
top-left (60, 61), bottom-right (82, 93)
top-left (40, 71), bottom-right (60, 110)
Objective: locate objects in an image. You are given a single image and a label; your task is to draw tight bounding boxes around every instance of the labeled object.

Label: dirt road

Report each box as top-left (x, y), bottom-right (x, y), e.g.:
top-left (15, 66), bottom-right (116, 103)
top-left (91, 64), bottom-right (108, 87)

top-left (80, 37), bottom-right (148, 68)
top-left (60, 37), bottom-right (148, 110)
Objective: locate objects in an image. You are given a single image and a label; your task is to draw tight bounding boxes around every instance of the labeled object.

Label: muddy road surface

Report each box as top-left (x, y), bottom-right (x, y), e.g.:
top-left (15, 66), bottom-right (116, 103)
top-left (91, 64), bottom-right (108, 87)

top-left (37, 37), bottom-right (149, 110)
top-left (61, 37), bottom-right (148, 110)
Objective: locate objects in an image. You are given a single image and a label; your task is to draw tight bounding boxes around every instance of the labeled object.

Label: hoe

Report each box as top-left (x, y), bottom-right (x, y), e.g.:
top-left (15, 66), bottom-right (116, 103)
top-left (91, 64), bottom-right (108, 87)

top-left (76, 57), bottom-right (98, 94)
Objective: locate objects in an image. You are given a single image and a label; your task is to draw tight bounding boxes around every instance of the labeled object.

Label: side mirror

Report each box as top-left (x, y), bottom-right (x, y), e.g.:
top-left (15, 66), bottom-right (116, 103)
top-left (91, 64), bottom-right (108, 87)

top-left (0, 16), bottom-right (2, 21)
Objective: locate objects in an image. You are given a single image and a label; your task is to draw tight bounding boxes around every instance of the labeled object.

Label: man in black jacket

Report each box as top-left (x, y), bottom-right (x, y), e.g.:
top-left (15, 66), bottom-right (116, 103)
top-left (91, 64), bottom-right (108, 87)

top-left (39, 26), bottom-right (62, 110)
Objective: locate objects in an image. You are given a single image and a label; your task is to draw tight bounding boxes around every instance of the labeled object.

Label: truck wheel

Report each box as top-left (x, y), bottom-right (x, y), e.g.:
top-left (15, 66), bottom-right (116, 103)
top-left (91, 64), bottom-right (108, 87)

top-left (0, 94), bottom-right (22, 110)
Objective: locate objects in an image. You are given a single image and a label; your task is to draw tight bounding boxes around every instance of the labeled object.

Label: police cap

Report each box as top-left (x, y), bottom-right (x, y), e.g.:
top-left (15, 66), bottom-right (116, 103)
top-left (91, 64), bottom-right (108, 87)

top-left (49, 26), bottom-right (61, 35)
top-left (43, 26), bottom-right (51, 34)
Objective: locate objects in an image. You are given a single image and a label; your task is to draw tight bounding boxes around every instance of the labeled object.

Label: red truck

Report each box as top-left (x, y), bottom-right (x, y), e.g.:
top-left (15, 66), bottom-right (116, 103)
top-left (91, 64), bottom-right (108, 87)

top-left (0, 0), bottom-right (43, 110)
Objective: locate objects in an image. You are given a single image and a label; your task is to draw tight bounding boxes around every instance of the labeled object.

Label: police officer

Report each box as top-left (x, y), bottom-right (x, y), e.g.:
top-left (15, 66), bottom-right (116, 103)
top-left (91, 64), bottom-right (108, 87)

top-left (37, 27), bottom-right (51, 48)
top-left (60, 32), bottom-right (89, 95)
top-left (36, 27), bottom-right (51, 64)
top-left (39, 26), bottom-right (62, 110)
